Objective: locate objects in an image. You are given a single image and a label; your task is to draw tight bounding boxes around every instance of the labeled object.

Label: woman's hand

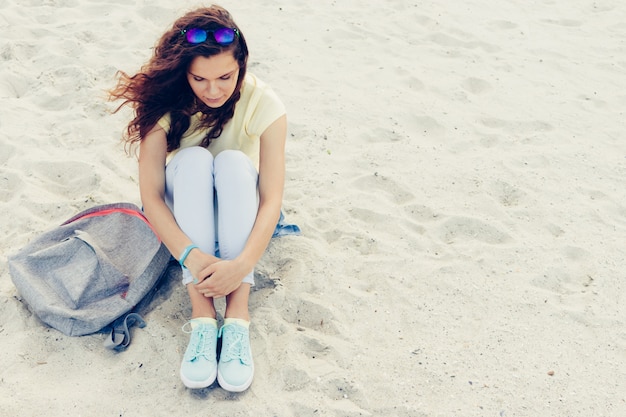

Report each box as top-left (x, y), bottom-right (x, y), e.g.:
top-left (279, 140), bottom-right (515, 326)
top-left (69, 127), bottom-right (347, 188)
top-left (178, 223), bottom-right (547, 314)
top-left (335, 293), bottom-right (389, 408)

top-left (183, 248), bottom-right (219, 283)
top-left (194, 258), bottom-right (251, 298)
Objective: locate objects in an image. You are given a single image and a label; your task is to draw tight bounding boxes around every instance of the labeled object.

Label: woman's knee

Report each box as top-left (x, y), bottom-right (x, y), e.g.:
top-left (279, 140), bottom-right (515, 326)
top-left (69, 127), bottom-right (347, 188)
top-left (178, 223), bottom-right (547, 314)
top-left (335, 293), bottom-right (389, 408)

top-left (174, 146), bottom-right (214, 166)
top-left (214, 150), bottom-right (257, 183)
top-left (214, 150), bottom-right (249, 169)
top-left (168, 146), bottom-right (214, 179)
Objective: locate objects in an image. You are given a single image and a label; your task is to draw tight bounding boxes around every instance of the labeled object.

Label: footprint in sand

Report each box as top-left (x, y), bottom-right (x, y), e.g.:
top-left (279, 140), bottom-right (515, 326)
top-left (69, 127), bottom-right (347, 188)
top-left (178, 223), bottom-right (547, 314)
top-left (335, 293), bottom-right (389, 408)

top-left (0, 72), bottom-right (29, 99)
top-left (461, 77), bottom-right (492, 95)
top-left (409, 114), bottom-right (446, 137)
top-left (545, 223), bottom-right (565, 238)
top-left (29, 160), bottom-right (101, 197)
top-left (321, 376), bottom-right (367, 404)
top-left (436, 216), bottom-right (512, 245)
top-left (280, 367), bottom-right (311, 392)
top-left (490, 179), bottom-right (527, 207)
top-left (282, 296), bottom-right (339, 335)
top-left (533, 245), bottom-right (594, 292)
top-left (352, 173), bottom-right (415, 205)
top-left (252, 270), bottom-right (278, 292)
top-left (404, 203), bottom-right (440, 222)
top-left (280, 330), bottom-right (370, 413)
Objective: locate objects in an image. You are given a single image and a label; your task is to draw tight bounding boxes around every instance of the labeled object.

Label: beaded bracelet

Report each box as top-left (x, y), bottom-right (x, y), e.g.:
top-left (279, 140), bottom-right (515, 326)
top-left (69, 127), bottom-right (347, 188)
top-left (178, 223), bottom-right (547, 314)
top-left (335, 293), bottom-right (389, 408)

top-left (178, 244), bottom-right (198, 269)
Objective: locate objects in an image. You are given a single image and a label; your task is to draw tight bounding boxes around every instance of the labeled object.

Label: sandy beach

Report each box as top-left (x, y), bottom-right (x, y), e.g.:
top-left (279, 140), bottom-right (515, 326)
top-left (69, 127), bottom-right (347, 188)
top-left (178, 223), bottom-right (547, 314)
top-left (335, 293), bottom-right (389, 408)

top-left (1, 0), bottom-right (625, 415)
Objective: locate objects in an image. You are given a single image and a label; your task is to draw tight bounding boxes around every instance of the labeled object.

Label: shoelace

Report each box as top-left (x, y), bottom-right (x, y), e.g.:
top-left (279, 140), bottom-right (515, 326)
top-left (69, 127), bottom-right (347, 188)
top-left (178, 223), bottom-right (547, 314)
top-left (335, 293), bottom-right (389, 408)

top-left (219, 324), bottom-right (251, 365)
top-left (183, 323), bottom-right (216, 362)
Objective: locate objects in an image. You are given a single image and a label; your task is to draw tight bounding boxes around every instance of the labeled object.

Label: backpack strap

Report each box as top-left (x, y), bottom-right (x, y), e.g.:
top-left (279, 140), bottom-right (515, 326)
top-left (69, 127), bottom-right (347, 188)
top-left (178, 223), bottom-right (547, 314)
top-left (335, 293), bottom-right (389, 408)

top-left (103, 313), bottom-right (146, 350)
top-left (103, 260), bottom-right (174, 351)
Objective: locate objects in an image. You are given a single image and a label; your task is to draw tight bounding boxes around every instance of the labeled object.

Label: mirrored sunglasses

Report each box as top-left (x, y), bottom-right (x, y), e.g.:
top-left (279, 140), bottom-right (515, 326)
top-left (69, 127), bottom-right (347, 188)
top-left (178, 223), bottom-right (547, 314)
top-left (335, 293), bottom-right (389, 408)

top-left (181, 27), bottom-right (239, 46)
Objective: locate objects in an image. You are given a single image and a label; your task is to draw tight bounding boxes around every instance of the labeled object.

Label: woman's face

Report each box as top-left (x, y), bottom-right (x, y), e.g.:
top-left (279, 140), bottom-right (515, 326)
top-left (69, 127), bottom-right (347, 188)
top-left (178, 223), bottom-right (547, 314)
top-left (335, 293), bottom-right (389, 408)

top-left (187, 51), bottom-right (239, 108)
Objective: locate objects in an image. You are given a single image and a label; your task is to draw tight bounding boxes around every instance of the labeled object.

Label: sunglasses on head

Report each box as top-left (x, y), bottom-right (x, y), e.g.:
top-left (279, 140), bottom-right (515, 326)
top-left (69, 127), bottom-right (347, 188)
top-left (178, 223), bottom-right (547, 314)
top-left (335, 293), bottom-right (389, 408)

top-left (181, 27), bottom-right (239, 45)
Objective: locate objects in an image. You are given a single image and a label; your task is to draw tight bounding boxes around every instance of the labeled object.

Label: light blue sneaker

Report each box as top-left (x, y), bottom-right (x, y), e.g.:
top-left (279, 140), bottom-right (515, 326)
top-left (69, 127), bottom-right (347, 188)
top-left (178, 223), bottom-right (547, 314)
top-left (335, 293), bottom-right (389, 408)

top-left (217, 320), bottom-right (254, 392)
top-left (180, 319), bottom-right (218, 389)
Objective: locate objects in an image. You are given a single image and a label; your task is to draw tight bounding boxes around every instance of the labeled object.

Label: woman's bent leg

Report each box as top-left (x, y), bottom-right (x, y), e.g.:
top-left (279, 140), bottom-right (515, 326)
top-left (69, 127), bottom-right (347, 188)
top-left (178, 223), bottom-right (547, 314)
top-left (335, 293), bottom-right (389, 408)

top-left (165, 147), bottom-right (218, 318)
top-left (213, 150), bottom-right (258, 288)
top-left (167, 148), bottom-right (220, 389)
top-left (213, 150), bottom-right (257, 392)
top-left (165, 147), bottom-right (217, 284)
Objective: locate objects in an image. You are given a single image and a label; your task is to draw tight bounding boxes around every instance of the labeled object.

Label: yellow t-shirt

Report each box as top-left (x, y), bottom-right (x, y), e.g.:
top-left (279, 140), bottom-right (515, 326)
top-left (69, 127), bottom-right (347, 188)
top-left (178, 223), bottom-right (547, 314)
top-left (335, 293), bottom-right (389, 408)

top-left (158, 73), bottom-right (285, 169)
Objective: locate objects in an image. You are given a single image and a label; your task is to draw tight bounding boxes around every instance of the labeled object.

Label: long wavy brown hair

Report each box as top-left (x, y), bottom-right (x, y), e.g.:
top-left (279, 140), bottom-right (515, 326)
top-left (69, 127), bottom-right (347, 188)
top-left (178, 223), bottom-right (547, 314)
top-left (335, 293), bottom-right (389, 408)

top-left (109, 5), bottom-right (248, 153)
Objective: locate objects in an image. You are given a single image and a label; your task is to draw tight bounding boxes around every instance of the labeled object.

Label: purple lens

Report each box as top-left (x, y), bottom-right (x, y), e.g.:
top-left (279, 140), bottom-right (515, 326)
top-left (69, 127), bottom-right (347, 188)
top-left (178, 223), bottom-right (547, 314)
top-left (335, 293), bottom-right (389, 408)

top-left (213, 28), bottom-right (235, 45)
top-left (186, 28), bottom-right (207, 44)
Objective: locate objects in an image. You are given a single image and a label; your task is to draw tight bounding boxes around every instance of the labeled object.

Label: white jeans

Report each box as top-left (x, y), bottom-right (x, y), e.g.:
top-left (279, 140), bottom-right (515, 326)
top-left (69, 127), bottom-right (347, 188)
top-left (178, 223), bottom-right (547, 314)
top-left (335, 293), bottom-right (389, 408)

top-left (165, 147), bottom-right (258, 285)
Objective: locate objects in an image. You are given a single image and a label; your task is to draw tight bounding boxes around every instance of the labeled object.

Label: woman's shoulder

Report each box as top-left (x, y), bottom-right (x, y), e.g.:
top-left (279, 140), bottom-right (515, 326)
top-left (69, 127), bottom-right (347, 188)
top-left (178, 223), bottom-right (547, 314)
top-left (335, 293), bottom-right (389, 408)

top-left (242, 72), bottom-right (269, 94)
top-left (241, 73), bottom-right (282, 106)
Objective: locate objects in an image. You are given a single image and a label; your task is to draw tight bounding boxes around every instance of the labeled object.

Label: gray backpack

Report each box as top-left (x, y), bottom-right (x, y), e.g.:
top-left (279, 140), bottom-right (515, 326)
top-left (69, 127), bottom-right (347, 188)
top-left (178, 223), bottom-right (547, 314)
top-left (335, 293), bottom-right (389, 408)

top-left (8, 203), bottom-right (171, 348)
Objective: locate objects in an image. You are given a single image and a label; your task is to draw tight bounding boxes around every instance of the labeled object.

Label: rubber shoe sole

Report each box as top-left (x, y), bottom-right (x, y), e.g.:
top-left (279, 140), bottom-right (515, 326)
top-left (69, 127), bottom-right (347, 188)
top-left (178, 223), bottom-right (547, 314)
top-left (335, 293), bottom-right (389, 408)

top-left (217, 363), bottom-right (254, 392)
top-left (180, 365), bottom-right (217, 389)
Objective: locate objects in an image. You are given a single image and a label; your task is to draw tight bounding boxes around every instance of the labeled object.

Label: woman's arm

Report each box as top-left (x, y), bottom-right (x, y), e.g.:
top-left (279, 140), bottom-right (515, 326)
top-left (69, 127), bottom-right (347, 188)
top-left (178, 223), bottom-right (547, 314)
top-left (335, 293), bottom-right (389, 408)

top-left (239, 113), bottom-right (287, 265)
top-left (196, 114), bottom-right (287, 297)
top-left (138, 125), bottom-right (218, 278)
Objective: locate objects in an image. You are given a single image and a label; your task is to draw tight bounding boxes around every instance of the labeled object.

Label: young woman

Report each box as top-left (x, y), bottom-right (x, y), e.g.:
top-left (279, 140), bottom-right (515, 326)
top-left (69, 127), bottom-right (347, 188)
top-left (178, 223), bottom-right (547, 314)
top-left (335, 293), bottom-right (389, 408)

top-left (109, 5), bottom-right (287, 392)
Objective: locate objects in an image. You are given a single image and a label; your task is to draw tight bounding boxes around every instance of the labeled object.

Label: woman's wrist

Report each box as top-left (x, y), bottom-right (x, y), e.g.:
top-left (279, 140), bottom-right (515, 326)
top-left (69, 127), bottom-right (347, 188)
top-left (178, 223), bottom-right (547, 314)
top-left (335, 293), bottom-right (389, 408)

top-left (178, 244), bottom-right (198, 268)
top-left (234, 254), bottom-right (256, 274)
top-left (185, 248), bottom-right (220, 272)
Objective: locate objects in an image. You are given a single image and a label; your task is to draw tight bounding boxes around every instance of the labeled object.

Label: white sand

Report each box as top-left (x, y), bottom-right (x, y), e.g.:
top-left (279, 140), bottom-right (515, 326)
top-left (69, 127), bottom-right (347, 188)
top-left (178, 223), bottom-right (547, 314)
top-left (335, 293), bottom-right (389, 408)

top-left (1, 0), bottom-right (626, 415)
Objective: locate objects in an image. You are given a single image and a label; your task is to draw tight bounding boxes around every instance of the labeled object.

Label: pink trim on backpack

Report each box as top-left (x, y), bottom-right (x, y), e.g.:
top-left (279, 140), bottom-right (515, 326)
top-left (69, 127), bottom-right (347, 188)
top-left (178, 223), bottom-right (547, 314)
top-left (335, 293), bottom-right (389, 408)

top-left (70, 208), bottom-right (162, 242)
